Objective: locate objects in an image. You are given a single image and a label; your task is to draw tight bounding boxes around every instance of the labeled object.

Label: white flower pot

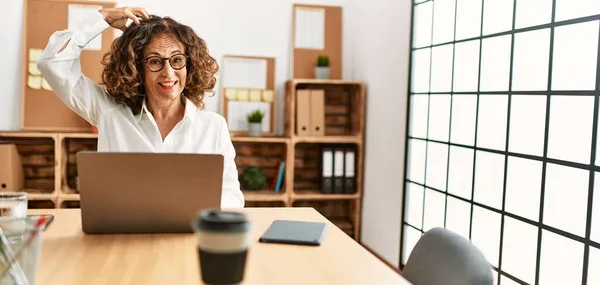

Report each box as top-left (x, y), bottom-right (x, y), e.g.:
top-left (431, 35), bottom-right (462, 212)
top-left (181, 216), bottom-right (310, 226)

top-left (248, 122), bottom-right (262, 137)
top-left (315, 67), bottom-right (329, 79)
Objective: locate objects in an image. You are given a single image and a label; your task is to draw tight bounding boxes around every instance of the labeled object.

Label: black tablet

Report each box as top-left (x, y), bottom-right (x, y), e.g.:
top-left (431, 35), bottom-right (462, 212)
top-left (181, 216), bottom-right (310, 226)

top-left (258, 220), bottom-right (327, 246)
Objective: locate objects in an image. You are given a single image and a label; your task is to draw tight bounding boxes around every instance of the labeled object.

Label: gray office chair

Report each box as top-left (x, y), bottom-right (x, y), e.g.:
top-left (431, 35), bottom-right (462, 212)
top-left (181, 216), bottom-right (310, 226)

top-left (403, 227), bottom-right (493, 285)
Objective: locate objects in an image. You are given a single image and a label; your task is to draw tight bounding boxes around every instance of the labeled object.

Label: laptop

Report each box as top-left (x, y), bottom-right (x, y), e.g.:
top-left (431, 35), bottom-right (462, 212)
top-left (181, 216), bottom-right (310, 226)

top-left (76, 151), bottom-right (224, 234)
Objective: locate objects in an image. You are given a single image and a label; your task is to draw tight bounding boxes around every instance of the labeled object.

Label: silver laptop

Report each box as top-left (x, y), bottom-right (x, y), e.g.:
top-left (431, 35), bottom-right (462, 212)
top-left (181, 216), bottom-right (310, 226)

top-left (76, 151), bottom-right (224, 234)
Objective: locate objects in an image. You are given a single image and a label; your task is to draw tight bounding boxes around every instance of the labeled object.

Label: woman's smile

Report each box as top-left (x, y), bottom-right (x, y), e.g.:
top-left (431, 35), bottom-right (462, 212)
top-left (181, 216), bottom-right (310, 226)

top-left (158, 80), bottom-right (178, 89)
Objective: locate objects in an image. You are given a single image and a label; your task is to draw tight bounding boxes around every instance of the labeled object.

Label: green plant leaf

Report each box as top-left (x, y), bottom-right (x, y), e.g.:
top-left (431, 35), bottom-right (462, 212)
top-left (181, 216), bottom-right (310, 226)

top-left (317, 55), bottom-right (329, 67)
top-left (240, 166), bottom-right (267, 190)
top-left (247, 109), bottom-right (265, 123)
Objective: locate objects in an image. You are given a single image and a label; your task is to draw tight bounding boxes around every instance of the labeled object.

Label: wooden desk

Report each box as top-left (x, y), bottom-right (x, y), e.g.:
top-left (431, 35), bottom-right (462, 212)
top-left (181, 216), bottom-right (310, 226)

top-left (30, 208), bottom-right (410, 285)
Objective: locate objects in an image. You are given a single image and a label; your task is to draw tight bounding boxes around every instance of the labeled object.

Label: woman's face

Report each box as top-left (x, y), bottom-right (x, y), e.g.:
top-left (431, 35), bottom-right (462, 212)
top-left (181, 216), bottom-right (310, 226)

top-left (142, 34), bottom-right (187, 102)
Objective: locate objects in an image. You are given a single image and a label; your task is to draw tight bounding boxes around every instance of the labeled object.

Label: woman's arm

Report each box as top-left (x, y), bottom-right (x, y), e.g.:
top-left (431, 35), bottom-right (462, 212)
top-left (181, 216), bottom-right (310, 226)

top-left (218, 118), bottom-right (245, 208)
top-left (36, 12), bottom-right (112, 126)
top-left (36, 7), bottom-right (149, 126)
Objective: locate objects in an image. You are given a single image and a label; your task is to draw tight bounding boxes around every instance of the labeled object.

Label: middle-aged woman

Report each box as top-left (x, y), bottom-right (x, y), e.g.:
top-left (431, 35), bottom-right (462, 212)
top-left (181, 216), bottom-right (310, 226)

top-left (37, 7), bottom-right (245, 208)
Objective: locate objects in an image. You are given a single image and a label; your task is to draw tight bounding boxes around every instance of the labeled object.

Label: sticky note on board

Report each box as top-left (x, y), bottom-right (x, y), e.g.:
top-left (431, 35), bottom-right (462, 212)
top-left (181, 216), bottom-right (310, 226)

top-left (28, 75), bottom-right (42, 89)
top-left (237, 89), bottom-right (249, 101)
top-left (41, 78), bottom-right (52, 91)
top-left (262, 90), bottom-right (274, 102)
top-left (29, 49), bottom-right (42, 62)
top-left (249, 90), bottom-right (261, 101)
top-left (28, 63), bottom-right (41, 76)
top-left (224, 88), bottom-right (238, 100)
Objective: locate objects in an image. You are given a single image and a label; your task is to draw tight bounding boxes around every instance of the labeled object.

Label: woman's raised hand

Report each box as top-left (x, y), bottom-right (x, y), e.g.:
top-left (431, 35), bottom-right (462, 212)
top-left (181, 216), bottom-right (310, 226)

top-left (98, 7), bottom-right (150, 31)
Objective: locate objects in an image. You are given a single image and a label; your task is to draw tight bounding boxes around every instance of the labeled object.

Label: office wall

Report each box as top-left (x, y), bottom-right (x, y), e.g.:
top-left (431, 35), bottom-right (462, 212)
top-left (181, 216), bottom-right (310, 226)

top-left (1, 1), bottom-right (25, 130)
top-left (347, 0), bottom-right (412, 266)
top-left (402, 0), bottom-right (600, 284)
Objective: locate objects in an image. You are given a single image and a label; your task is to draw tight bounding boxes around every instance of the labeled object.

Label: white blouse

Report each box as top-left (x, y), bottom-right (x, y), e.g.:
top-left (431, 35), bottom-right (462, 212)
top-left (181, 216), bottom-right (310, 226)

top-left (36, 12), bottom-right (244, 208)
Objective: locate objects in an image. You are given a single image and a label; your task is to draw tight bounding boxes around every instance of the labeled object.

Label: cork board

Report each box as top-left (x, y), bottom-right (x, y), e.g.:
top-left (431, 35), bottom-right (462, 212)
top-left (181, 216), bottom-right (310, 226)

top-left (291, 4), bottom-right (342, 79)
top-left (220, 55), bottom-right (277, 136)
top-left (22, 0), bottom-right (116, 132)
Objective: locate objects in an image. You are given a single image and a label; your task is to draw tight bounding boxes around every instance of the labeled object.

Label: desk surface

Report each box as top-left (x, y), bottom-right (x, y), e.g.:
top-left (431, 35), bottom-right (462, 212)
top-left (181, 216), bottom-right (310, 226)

top-left (30, 208), bottom-right (410, 285)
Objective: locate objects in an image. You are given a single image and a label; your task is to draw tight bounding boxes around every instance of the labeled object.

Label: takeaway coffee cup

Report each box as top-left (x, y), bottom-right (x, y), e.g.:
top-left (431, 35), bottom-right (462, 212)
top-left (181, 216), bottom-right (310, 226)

top-left (193, 209), bottom-right (252, 285)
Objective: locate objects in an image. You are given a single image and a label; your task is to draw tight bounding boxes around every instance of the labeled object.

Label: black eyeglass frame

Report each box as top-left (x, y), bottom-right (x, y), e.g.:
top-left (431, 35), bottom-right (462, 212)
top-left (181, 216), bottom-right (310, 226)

top-left (142, 54), bottom-right (189, 72)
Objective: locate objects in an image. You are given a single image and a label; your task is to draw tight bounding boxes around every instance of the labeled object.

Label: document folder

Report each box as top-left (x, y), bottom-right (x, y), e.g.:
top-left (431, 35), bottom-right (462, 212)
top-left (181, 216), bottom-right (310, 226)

top-left (309, 89), bottom-right (325, 136)
top-left (296, 90), bottom-right (311, 136)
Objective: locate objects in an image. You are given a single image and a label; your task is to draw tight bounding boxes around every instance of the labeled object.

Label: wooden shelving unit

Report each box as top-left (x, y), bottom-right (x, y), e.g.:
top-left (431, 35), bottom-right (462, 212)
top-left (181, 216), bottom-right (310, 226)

top-left (0, 79), bottom-right (366, 240)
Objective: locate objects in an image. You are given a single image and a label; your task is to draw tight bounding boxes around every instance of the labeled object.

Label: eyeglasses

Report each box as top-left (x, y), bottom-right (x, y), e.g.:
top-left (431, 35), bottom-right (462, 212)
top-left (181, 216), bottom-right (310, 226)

top-left (142, 54), bottom-right (189, 72)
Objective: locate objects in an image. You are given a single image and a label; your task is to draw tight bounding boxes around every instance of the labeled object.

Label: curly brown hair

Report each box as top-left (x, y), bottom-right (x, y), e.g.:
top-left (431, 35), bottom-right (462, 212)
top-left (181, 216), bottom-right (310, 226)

top-left (101, 15), bottom-right (218, 114)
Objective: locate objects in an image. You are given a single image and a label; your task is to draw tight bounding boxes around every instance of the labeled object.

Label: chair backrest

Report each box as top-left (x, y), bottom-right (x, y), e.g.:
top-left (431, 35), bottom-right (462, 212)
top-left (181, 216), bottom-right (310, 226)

top-left (403, 227), bottom-right (493, 285)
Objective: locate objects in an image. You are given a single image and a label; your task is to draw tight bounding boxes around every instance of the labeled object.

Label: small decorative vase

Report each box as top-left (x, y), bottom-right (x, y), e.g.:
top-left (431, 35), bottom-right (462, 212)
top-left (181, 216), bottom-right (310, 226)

top-left (248, 122), bottom-right (262, 137)
top-left (315, 67), bottom-right (329, 79)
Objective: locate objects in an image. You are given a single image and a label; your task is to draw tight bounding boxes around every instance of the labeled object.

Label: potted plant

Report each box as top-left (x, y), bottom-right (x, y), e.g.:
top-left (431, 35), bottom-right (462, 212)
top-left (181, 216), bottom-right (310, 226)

top-left (315, 55), bottom-right (329, 79)
top-left (246, 109), bottom-right (264, 137)
top-left (240, 166), bottom-right (267, 190)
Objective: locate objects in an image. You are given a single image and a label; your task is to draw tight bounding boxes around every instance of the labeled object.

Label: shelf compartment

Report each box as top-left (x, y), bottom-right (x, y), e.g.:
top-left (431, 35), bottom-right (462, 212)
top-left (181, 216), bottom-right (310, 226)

top-left (286, 80), bottom-right (365, 137)
top-left (0, 134), bottom-right (57, 195)
top-left (293, 143), bottom-right (321, 191)
top-left (28, 200), bottom-right (56, 209)
top-left (321, 85), bottom-right (362, 136)
top-left (62, 137), bottom-right (97, 193)
top-left (293, 142), bottom-right (359, 196)
top-left (234, 142), bottom-right (288, 194)
top-left (293, 199), bottom-right (358, 239)
top-left (59, 200), bottom-right (80, 209)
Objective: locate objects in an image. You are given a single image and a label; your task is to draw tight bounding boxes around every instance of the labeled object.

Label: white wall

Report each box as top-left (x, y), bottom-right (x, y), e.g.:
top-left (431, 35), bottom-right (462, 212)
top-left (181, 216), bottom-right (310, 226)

top-left (348, 0), bottom-right (412, 266)
top-left (1, 0), bottom-right (412, 268)
top-left (1, 0), bottom-right (25, 130)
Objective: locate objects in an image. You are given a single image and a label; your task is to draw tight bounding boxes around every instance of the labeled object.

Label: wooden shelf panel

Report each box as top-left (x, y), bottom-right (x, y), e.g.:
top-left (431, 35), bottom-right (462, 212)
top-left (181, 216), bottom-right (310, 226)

top-left (0, 132), bottom-right (98, 139)
top-left (289, 79), bottom-right (365, 86)
top-left (26, 191), bottom-right (56, 200)
top-left (243, 190), bottom-right (287, 202)
top-left (61, 133), bottom-right (97, 139)
top-left (60, 193), bottom-right (80, 201)
top-left (293, 135), bottom-right (362, 144)
top-left (0, 132), bottom-right (57, 139)
top-left (58, 132), bottom-right (291, 143)
top-left (56, 191), bottom-right (284, 203)
top-left (292, 190), bottom-right (359, 200)
top-left (231, 136), bottom-right (290, 144)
